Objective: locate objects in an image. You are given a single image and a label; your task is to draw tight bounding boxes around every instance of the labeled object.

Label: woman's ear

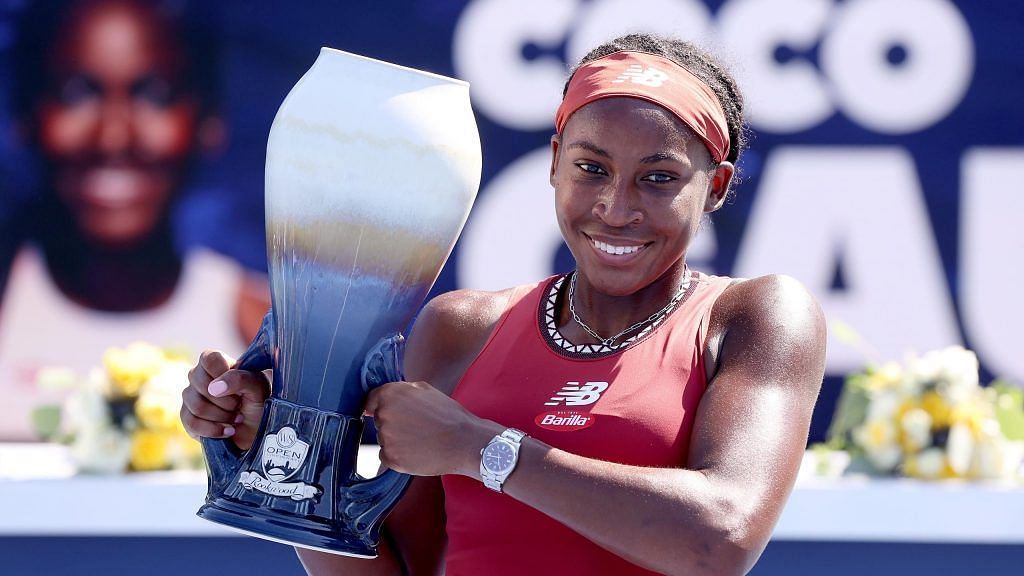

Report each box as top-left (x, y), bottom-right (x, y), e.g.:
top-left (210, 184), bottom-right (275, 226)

top-left (705, 161), bottom-right (734, 213)
top-left (197, 116), bottom-right (228, 157)
top-left (549, 134), bottom-right (561, 187)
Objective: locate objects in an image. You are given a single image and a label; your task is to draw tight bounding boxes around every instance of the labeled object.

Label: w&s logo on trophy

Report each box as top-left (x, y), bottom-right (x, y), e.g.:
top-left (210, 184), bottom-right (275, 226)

top-left (237, 426), bottom-right (317, 501)
top-left (194, 48), bottom-right (481, 557)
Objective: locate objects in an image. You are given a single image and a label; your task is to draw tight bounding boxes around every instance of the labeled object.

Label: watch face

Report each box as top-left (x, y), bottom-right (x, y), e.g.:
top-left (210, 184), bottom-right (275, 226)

top-left (482, 440), bottom-right (515, 474)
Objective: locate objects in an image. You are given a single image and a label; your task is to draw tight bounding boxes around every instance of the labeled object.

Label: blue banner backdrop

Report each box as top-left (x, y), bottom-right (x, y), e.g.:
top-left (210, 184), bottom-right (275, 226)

top-left (1, 0), bottom-right (1022, 443)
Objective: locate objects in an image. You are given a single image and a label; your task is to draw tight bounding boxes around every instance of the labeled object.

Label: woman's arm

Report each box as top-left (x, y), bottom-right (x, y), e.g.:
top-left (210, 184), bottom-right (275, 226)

top-left (370, 274), bottom-right (826, 576)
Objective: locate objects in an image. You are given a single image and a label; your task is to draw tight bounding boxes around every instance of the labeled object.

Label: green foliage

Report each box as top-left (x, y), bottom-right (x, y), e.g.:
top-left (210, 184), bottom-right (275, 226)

top-left (827, 372), bottom-right (870, 449)
top-left (993, 382), bottom-right (1024, 441)
top-left (30, 404), bottom-right (62, 442)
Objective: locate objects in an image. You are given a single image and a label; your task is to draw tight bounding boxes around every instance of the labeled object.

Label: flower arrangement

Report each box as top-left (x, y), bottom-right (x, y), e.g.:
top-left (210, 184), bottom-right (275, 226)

top-left (33, 342), bottom-right (203, 474)
top-left (824, 345), bottom-right (1024, 481)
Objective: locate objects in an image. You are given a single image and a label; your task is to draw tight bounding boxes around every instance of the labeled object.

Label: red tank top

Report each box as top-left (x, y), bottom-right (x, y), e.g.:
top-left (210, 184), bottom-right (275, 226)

top-left (442, 271), bottom-right (734, 576)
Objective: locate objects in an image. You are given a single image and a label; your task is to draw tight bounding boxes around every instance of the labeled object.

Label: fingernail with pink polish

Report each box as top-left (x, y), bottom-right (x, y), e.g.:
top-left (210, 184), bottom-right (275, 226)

top-left (223, 425), bottom-right (235, 437)
top-left (208, 380), bottom-right (228, 397)
top-left (234, 414), bottom-right (244, 424)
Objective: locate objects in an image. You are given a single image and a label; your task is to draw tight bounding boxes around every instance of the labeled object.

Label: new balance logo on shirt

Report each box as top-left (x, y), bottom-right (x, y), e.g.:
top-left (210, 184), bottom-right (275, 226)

top-left (536, 381), bottom-right (608, 431)
top-left (544, 381), bottom-right (609, 406)
top-left (612, 64), bottom-right (668, 87)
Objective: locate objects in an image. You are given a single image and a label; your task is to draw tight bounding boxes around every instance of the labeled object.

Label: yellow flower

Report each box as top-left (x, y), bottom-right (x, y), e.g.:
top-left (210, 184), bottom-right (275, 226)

top-left (135, 393), bottom-right (180, 432)
top-left (855, 417), bottom-right (895, 449)
top-left (919, 391), bottom-right (952, 429)
top-left (949, 398), bottom-right (990, 434)
top-left (854, 418), bottom-right (902, 472)
top-left (130, 429), bottom-right (171, 471)
top-left (135, 358), bottom-right (191, 431)
top-left (104, 342), bottom-right (167, 398)
top-left (864, 362), bottom-right (903, 392)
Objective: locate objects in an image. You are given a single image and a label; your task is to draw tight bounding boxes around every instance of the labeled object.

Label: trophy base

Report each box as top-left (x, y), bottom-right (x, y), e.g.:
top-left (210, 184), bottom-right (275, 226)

top-left (197, 394), bottom-right (410, 560)
top-left (198, 499), bottom-right (378, 558)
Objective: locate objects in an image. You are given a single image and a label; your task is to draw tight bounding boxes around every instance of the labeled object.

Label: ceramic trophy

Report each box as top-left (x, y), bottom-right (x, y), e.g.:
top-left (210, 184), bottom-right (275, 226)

top-left (196, 47), bottom-right (481, 557)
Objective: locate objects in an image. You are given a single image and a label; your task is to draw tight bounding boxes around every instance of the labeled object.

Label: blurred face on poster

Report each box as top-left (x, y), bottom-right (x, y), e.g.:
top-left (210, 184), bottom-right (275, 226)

top-left (32, 0), bottom-right (214, 250)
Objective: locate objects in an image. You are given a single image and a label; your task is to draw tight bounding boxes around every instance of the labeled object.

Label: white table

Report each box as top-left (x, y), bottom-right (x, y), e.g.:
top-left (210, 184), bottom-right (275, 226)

top-left (2, 444), bottom-right (1023, 544)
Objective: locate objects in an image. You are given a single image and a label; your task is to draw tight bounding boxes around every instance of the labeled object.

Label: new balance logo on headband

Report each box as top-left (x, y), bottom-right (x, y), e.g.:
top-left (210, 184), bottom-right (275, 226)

top-left (611, 64), bottom-right (668, 87)
top-left (544, 381), bottom-right (609, 406)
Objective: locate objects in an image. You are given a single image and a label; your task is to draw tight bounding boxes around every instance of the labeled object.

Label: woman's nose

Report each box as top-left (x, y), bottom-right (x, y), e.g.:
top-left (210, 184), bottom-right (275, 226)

top-left (593, 179), bottom-right (643, 227)
top-left (96, 96), bottom-right (134, 156)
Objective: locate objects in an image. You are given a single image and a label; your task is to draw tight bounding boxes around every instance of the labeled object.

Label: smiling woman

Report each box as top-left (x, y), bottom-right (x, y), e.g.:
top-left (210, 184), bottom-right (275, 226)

top-left (181, 32), bottom-right (826, 576)
top-left (0, 0), bottom-right (268, 441)
top-left (36, 2), bottom-right (203, 252)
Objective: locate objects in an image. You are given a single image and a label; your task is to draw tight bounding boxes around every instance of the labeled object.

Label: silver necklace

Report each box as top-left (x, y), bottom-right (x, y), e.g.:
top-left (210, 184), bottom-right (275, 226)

top-left (567, 269), bottom-right (692, 349)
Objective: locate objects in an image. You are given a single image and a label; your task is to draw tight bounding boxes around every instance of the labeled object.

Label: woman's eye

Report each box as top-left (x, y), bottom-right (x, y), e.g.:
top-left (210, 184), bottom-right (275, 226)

top-left (643, 173), bottom-right (676, 184)
top-left (133, 75), bottom-right (179, 107)
top-left (576, 162), bottom-right (605, 175)
top-left (54, 75), bottom-right (100, 106)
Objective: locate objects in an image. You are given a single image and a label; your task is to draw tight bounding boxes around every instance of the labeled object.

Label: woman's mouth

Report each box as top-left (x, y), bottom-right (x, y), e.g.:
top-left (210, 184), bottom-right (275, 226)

top-left (584, 233), bottom-right (649, 262)
top-left (78, 167), bottom-right (153, 209)
top-left (592, 239), bottom-right (643, 255)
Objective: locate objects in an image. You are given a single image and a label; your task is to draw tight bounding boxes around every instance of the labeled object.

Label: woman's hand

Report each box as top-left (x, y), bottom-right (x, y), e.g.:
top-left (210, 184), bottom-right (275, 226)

top-left (180, 350), bottom-right (270, 451)
top-left (365, 381), bottom-right (499, 478)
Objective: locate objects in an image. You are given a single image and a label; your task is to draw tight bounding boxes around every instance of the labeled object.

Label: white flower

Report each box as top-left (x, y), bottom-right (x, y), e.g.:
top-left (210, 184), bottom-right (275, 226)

top-left (867, 389), bottom-right (904, 422)
top-left (936, 346), bottom-right (980, 387)
top-left (854, 418), bottom-right (901, 472)
top-left (139, 359), bottom-right (191, 396)
top-left (900, 408), bottom-right (932, 451)
top-left (914, 447), bottom-right (947, 479)
top-left (947, 422), bottom-right (975, 476)
top-left (865, 445), bottom-right (903, 472)
top-left (855, 418), bottom-right (897, 448)
top-left (906, 349), bottom-right (942, 386)
top-left (63, 374), bottom-right (111, 435)
top-left (70, 425), bottom-right (132, 474)
top-left (970, 419), bottom-right (1023, 480)
top-left (909, 346), bottom-right (980, 405)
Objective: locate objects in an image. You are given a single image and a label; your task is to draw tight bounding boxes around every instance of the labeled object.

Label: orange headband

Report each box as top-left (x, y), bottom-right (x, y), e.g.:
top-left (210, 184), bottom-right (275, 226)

top-left (555, 51), bottom-right (731, 163)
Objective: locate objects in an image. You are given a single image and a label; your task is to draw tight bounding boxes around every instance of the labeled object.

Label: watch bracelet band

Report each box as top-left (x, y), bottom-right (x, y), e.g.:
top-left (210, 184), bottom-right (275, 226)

top-left (500, 428), bottom-right (526, 444)
top-left (481, 427), bottom-right (527, 492)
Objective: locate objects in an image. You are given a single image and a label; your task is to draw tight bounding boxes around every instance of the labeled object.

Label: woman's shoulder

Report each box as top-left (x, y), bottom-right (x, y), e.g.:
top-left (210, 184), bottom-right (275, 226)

top-left (420, 287), bottom-right (520, 335)
top-left (404, 286), bottom-right (523, 393)
top-left (416, 275), bottom-right (555, 340)
top-left (713, 273), bottom-right (820, 319)
top-left (703, 274), bottom-right (826, 380)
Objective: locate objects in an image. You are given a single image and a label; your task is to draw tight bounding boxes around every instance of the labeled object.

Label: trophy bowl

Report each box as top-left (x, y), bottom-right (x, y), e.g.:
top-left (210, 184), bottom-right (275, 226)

top-left (196, 48), bottom-right (481, 557)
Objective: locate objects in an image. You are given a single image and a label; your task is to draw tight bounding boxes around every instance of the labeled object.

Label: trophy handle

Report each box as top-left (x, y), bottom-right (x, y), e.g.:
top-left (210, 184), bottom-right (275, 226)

top-left (201, 310), bottom-right (275, 493)
top-left (360, 332), bottom-right (405, 392)
top-left (343, 468), bottom-right (413, 549)
top-left (343, 333), bottom-right (414, 547)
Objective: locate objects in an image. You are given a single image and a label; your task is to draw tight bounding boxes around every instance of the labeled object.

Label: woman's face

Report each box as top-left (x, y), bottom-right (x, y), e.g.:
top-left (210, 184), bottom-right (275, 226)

top-left (550, 97), bottom-right (731, 296)
top-left (35, 1), bottom-right (201, 249)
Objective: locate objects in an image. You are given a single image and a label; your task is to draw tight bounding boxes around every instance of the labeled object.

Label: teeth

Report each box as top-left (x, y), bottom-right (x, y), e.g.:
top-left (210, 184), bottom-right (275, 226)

top-left (592, 239), bottom-right (642, 255)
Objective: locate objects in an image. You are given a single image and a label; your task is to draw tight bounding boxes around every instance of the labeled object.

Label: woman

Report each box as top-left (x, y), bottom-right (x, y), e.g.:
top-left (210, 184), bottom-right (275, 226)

top-left (0, 0), bottom-right (268, 440)
top-left (183, 33), bottom-right (826, 575)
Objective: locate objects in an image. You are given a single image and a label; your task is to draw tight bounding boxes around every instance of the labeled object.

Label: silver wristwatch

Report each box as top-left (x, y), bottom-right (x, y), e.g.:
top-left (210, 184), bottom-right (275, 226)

top-left (479, 428), bottom-right (527, 493)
